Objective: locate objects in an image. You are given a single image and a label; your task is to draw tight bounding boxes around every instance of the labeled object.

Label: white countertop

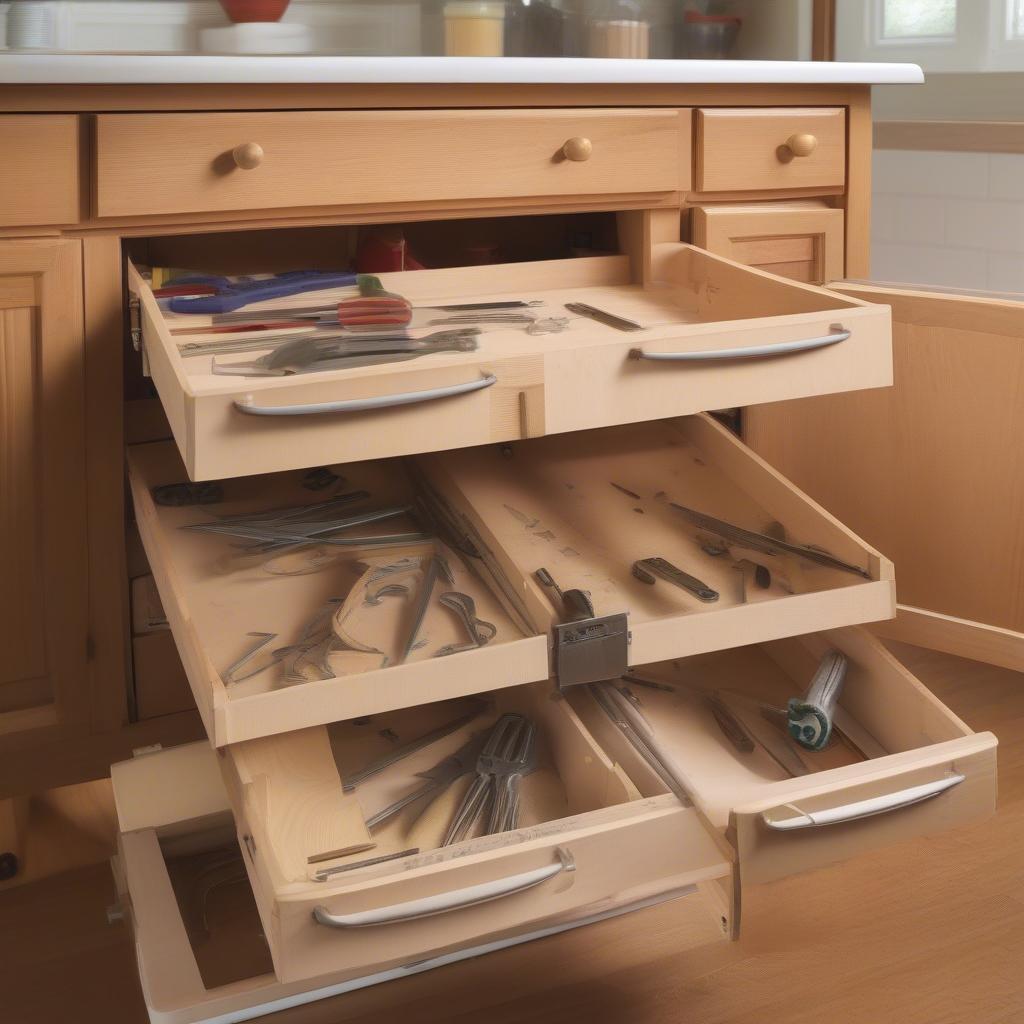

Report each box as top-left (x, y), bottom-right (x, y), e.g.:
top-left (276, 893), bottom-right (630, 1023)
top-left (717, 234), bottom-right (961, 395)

top-left (0, 55), bottom-right (923, 86)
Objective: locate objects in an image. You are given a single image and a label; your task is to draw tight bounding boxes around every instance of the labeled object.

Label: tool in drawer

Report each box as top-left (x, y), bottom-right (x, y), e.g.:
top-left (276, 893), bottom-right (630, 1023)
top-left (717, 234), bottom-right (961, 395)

top-left (534, 567), bottom-right (595, 623)
top-left (202, 298), bottom-right (543, 326)
top-left (564, 302), bottom-right (644, 332)
top-left (442, 714), bottom-right (533, 846)
top-left (399, 554), bottom-right (443, 664)
top-left (342, 703), bottom-right (488, 792)
top-left (588, 681), bottom-right (694, 807)
top-left (631, 557), bottom-right (719, 603)
top-left (209, 328), bottom-right (481, 376)
top-left (435, 592), bottom-right (498, 657)
top-left (487, 719), bottom-right (537, 835)
top-left (163, 271), bottom-right (375, 315)
top-left (787, 650), bottom-right (848, 751)
top-left (665, 502), bottom-right (872, 579)
top-left (364, 732), bottom-right (488, 831)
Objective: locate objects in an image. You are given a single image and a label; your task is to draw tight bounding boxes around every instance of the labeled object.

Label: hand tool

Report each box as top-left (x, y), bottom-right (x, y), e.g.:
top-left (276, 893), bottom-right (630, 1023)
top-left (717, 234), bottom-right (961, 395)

top-left (210, 328), bottom-right (481, 377)
top-left (713, 692), bottom-right (808, 777)
top-left (399, 554), bottom-right (442, 663)
top-left (788, 649), bottom-right (848, 751)
top-left (442, 714), bottom-right (528, 847)
top-left (224, 632), bottom-right (282, 685)
top-left (666, 502), bottom-right (871, 579)
top-left (363, 733), bottom-right (487, 830)
top-left (165, 271), bottom-right (372, 315)
top-left (435, 591), bottom-right (497, 657)
top-left (410, 472), bottom-right (538, 637)
top-left (535, 567), bottom-right (595, 621)
top-left (631, 556), bottom-right (719, 602)
top-left (342, 705), bottom-right (486, 792)
top-left (202, 298), bottom-right (544, 327)
top-left (487, 719), bottom-right (537, 835)
top-left (621, 673), bottom-right (677, 693)
top-left (314, 849), bottom-right (419, 881)
top-left (565, 302), bottom-right (644, 332)
top-left (205, 490), bottom-right (365, 526)
top-left (703, 692), bottom-right (755, 753)
top-left (588, 682), bottom-right (694, 806)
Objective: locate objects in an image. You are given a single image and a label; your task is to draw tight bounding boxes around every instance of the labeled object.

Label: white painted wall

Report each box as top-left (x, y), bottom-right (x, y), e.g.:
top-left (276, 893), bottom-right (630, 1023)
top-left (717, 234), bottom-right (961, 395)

top-left (872, 148), bottom-right (1024, 293)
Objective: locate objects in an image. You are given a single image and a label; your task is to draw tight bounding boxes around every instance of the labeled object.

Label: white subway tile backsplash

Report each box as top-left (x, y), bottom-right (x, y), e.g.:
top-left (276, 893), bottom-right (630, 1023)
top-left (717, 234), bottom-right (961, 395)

top-left (873, 149), bottom-right (990, 198)
top-left (945, 199), bottom-right (1024, 254)
top-left (989, 154), bottom-right (1024, 202)
top-left (987, 253), bottom-right (1024, 294)
top-left (895, 195), bottom-right (947, 245)
top-left (871, 192), bottom-right (899, 242)
top-left (871, 241), bottom-right (988, 289)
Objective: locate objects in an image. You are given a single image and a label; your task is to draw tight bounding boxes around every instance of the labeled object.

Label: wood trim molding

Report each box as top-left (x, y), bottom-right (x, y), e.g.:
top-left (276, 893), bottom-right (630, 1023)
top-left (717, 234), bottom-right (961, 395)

top-left (812, 0), bottom-right (836, 63)
top-left (871, 606), bottom-right (1024, 675)
top-left (874, 120), bottom-right (1024, 154)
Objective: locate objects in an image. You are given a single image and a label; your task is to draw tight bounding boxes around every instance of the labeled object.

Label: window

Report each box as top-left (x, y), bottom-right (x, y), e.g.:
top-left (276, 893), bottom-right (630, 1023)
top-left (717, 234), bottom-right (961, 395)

top-left (881, 0), bottom-right (957, 40)
top-left (1010, 0), bottom-right (1024, 38)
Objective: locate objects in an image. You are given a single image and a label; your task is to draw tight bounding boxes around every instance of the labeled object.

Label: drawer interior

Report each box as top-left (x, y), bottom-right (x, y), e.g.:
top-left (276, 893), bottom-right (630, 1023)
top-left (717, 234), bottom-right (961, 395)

top-left (568, 626), bottom-right (997, 882)
top-left (224, 679), bottom-right (733, 981)
top-left (127, 412), bottom-right (892, 746)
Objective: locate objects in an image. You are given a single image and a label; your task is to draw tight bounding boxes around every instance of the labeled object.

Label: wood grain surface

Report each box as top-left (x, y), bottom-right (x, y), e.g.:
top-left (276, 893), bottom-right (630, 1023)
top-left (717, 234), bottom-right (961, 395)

top-left (1, 643), bottom-right (1017, 1024)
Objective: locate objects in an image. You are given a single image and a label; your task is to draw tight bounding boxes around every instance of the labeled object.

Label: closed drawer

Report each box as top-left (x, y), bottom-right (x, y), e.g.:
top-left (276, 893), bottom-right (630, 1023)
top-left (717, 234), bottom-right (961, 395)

top-left (219, 683), bottom-right (735, 985)
top-left (126, 414), bottom-right (894, 747)
top-left (129, 242), bottom-right (891, 482)
top-left (691, 202), bottom-right (845, 285)
top-left (0, 115), bottom-right (79, 227)
top-left (96, 109), bottom-right (687, 219)
top-left (111, 731), bottom-right (733, 1013)
top-left (695, 108), bottom-right (846, 194)
top-left (570, 627), bottom-right (998, 886)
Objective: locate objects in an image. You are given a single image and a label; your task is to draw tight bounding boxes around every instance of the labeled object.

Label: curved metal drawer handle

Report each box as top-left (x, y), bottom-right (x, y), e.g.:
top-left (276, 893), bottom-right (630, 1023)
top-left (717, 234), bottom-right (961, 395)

top-left (763, 773), bottom-right (965, 831)
top-left (631, 325), bottom-right (850, 363)
top-left (313, 850), bottom-right (573, 929)
top-left (234, 372), bottom-right (497, 417)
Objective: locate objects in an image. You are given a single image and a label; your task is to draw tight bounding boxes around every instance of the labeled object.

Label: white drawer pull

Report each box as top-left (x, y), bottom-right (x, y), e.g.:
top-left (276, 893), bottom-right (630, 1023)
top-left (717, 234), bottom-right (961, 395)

top-left (631, 325), bottom-right (850, 363)
top-left (312, 851), bottom-right (572, 929)
top-left (234, 372), bottom-right (497, 417)
top-left (763, 773), bottom-right (966, 831)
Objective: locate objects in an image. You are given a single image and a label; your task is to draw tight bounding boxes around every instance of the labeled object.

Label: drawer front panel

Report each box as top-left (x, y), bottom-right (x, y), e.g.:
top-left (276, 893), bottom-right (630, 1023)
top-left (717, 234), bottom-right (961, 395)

top-left (0, 115), bottom-right (79, 227)
top-left (96, 109), bottom-right (687, 218)
top-left (695, 108), bottom-right (846, 194)
top-left (131, 244), bottom-right (890, 483)
top-left (691, 203), bottom-right (846, 285)
top-left (220, 685), bottom-right (734, 984)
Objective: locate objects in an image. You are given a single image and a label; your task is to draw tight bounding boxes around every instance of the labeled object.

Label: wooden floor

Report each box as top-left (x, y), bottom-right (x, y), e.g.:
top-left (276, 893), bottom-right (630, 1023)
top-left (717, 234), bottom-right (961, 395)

top-left (4, 642), bottom-right (1023, 1024)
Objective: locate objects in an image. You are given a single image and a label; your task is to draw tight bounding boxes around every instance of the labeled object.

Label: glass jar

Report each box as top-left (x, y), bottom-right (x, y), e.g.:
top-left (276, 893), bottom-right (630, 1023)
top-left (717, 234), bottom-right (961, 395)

top-left (443, 1), bottom-right (507, 56)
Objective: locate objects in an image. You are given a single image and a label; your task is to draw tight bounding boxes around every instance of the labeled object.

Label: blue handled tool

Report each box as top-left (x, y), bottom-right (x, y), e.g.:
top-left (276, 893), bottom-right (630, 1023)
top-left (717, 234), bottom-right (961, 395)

top-left (167, 270), bottom-right (368, 315)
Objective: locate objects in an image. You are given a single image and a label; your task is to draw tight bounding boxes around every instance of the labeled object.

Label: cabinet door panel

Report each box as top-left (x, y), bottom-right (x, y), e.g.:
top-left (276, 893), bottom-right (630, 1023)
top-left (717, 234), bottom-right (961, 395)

top-left (0, 241), bottom-right (88, 740)
top-left (745, 283), bottom-right (1024, 662)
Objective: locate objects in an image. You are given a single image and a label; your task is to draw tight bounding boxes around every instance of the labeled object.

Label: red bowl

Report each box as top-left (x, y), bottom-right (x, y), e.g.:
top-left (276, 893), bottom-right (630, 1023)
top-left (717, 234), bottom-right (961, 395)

top-left (219, 0), bottom-right (291, 23)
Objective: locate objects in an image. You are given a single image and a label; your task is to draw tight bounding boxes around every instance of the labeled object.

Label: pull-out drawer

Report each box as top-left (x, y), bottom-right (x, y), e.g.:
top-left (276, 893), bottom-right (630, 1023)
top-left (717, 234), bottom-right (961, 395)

top-left (130, 242), bottom-right (891, 482)
top-left (218, 682), bottom-right (735, 985)
top-left (96, 108), bottom-right (687, 219)
top-left (127, 415), bottom-right (893, 747)
top-left (570, 627), bottom-right (997, 886)
top-left (695, 108), bottom-right (846, 195)
top-left (111, 741), bottom-right (729, 1024)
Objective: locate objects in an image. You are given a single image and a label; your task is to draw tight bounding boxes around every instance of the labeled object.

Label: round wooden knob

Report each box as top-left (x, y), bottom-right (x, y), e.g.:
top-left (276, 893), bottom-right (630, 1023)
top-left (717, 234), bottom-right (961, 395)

top-left (231, 142), bottom-right (264, 170)
top-left (561, 137), bottom-right (593, 162)
top-left (785, 133), bottom-right (818, 158)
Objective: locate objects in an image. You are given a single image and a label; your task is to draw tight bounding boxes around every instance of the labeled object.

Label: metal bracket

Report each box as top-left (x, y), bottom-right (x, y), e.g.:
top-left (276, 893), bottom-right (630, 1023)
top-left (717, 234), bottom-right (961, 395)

top-left (553, 612), bottom-right (629, 690)
top-left (128, 294), bottom-right (142, 352)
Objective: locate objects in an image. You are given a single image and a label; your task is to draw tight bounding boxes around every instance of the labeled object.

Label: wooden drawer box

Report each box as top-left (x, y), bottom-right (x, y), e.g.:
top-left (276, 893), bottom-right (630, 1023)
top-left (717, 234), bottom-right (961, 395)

top-left (0, 115), bottom-right (79, 227)
top-left (95, 108), bottom-right (687, 219)
top-left (129, 243), bottom-right (890, 482)
top-left (126, 414), bottom-right (893, 747)
top-left (695, 108), bottom-right (846, 195)
top-left (571, 627), bottom-right (997, 886)
top-left (219, 683), bottom-right (734, 985)
top-left (111, 735), bottom-right (732, 1017)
